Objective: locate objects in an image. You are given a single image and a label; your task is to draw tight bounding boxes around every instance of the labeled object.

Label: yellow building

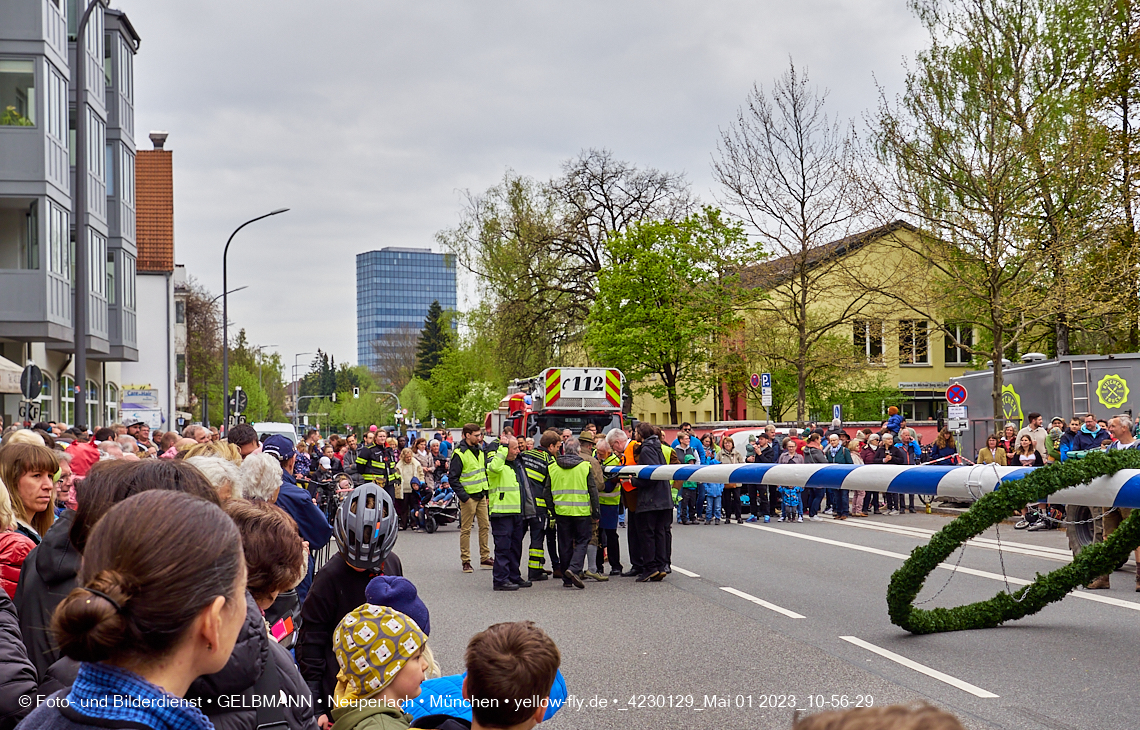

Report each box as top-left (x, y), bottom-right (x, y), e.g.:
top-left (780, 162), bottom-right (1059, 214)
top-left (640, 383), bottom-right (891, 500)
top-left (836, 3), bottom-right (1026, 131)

top-left (631, 221), bottom-right (975, 425)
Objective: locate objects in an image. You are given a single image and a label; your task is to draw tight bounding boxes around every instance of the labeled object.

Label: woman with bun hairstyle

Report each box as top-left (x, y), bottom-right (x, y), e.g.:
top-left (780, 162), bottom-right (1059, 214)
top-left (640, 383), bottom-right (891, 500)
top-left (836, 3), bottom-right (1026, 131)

top-left (18, 490), bottom-right (247, 730)
top-left (16, 459), bottom-right (220, 678)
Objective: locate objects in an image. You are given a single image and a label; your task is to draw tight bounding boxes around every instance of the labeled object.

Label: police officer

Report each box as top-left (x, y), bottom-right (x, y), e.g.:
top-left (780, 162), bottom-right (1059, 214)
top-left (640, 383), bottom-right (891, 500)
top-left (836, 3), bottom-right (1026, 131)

top-left (487, 436), bottom-right (537, 591)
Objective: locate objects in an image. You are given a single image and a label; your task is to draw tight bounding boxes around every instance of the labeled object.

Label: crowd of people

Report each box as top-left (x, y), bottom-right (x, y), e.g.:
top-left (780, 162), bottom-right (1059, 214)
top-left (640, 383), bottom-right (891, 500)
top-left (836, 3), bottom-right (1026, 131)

top-left (0, 412), bottom-right (987, 730)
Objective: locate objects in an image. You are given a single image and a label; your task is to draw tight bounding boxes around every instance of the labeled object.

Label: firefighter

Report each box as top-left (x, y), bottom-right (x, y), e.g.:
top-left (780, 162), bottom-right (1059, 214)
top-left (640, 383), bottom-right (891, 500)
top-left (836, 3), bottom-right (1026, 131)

top-left (549, 437), bottom-right (600, 589)
top-left (519, 430), bottom-right (561, 581)
top-left (487, 436), bottom-right (537, 591)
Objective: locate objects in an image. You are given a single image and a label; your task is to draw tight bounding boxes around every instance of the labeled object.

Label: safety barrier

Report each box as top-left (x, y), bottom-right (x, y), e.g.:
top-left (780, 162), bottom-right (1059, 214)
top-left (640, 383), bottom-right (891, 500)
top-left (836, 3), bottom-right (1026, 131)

top-left (601, 463), bottom-right (1140, 509)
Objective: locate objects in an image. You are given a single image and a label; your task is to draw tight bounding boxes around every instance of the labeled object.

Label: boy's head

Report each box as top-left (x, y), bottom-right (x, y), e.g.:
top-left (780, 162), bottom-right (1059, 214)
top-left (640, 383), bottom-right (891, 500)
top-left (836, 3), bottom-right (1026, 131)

top-left (792, 703), bottom-right (965, 730)
top-left (464, 621), bottom-right (560, 729)
top-left (333, 605), bottom-right (427, 704)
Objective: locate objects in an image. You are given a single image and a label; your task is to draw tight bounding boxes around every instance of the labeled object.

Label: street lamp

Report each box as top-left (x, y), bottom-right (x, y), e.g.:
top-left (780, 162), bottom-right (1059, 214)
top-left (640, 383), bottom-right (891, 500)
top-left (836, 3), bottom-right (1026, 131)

top-left (293, 351), bottom-right (314, 431)
top-left (222, 209), bottom-right (289, 432)
top-left (72, 0), bottom-right (108, 429)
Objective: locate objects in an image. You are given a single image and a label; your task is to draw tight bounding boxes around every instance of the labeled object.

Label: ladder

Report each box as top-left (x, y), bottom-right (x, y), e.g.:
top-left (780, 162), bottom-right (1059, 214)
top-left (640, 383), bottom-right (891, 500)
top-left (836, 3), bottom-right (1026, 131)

top-left (1070, 360), bottom-right (1090, 417)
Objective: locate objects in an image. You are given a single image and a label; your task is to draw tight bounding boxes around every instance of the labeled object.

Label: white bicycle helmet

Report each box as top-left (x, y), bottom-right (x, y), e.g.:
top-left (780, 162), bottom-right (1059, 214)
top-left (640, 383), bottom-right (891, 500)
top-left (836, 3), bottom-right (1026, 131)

top-left (334, 484), bottom-right (398, 571)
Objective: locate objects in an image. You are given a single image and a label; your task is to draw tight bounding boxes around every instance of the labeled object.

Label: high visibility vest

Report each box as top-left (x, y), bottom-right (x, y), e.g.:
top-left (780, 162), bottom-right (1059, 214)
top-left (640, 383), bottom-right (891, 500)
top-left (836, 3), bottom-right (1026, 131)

top-left (488, 454), bottom-right (522, 515)
top-left (457, 447), bottom-right (489, 495)
top-left (599, 454), bottom-right (622, 506)
top-left (549, 461), bottom-right (591, 517)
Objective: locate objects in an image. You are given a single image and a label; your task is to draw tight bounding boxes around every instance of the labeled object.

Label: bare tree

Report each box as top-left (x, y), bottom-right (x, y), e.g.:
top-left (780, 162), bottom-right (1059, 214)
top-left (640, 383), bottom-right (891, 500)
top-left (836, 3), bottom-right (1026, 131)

top-left (370, 325), bottom-right (420, 393)
top-left (714, 60), bottom-right (882, 424)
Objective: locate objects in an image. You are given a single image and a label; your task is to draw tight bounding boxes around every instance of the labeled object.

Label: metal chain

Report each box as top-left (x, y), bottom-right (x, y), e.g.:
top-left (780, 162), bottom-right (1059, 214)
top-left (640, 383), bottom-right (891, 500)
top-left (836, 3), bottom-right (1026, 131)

top-left (914, 541), bottom-right (968, 605)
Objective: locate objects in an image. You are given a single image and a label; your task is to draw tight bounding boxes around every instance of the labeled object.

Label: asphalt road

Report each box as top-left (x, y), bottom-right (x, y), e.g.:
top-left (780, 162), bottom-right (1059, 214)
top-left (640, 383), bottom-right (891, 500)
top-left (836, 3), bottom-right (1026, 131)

top-left (393, 511), bottom-right (1139, 730)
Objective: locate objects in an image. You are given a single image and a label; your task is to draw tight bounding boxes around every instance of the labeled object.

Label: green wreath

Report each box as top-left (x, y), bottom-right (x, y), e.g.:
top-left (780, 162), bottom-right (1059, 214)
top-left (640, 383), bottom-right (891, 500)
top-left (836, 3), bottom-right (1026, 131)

top-left (887, 449), bottom-right (1140, 634)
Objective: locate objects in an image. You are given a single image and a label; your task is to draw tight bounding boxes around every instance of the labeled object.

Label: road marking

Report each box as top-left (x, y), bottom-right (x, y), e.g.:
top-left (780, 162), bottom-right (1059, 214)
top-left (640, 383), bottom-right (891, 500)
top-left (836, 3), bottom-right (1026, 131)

top-left (670, 564), bottom-right (700, 578)
top-left (720, 586), bottom-right (805, 619)
top-left (833, 518), bottom-right (1074, 561)
top-left (840, 636), bottom-right (999, 698)
top-left (742, 522), bottom-right (1140, 612)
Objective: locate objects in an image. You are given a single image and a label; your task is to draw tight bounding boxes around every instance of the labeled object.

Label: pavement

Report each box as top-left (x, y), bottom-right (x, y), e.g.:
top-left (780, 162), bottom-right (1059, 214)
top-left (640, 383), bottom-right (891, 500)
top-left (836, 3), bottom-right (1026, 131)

top-left (392, 511), bottom-right (1139, 730)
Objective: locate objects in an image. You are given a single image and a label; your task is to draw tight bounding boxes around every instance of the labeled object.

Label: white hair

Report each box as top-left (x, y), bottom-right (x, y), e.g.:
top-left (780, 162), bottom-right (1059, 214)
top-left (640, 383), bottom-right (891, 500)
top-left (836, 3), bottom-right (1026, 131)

top-left (186, 456), bottom-right (244, 500)
top-left (240, 452), bottom-right (283, 502)
top-left (2, 429), bottom-right (45, 447)
top-left (563, 437), bottom-right (581, 456)
top-left (116, 434), bottom-right (138, 452)
top-left (605, 427), bottom-right (627, 450)
top-left (429, 439), bottom-right (440, 448)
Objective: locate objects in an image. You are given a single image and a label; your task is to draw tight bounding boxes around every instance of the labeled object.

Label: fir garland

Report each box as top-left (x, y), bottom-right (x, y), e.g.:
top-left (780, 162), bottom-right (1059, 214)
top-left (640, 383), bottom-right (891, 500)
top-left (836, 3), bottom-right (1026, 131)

top-left (887, 449), bottom-right (1140, 634)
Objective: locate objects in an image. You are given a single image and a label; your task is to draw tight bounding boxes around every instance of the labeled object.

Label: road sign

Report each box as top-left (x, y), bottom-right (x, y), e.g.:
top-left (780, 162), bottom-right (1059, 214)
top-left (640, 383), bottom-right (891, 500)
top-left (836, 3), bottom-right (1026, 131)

top-left (761, 372), bottom-right (772, 408)
top-left (750, 373), bottom-right (760, 388)
top-left (231, 387), bottom-right (248, 415)
top-left (20, 364), bottom-right (42, 400)
top-left (947, 404), bottom-right (968, 430)
top-left (946, 383), bottom-right (968, 405)
top-left (402, 408), bottom-right (408, 415)
top-left (833, 404), bottom-right (842, 421)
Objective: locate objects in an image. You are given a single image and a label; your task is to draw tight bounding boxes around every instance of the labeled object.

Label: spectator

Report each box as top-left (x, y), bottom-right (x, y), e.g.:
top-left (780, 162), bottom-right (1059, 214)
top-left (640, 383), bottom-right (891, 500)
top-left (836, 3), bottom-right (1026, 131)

top-left (156, 429), bottom-right (179, 457)
top-left (885, 406), bottom-right (903, 435)
top-left (872, 433), bottom-right (907, 515)
top-left (929, 429), bottom-right (961, 465)
top-left (859, 434), bottom-right (881, 515)
top-left (241, 452), bottom-right (284, 502)
top-left (227, 422), bottom-right (260, 459)
top-left (719, 436), bottom-right (745, 523)
top-left (125, 420), bottom-right (153, 450)
top-left (0, 486), bottom-right (35, 599)
top-left (186, 455), bottom-right (244, 501)
top-left (978, 434), bottom-right (1007, 465)
top-left (261, 435), bottom-right (332, 603)
top-left (671, 422), bottom-right (707, 462)
top-left (791, 704), bottom-right (965, 730)
top-left (184, 439), bottom-right (242, 464)
top-left (1017, 412), bottom-right (1048, 457)
top-left (0, 443), bottom-right (59, 542)
top-left (824, 433), bottom-right (852, 520)
top-left (19, 491), bottom-right (246, 730)
top-left (461, 622), bottom-right (561, 730)
top-left (395, 447), bottom-right (425, 531)
top-left (1, 429), bottom-right (46, 447)
top-left (801, 433), bottom-right (828, 520)
top-left (999, 422), bottom-right (1018, 453)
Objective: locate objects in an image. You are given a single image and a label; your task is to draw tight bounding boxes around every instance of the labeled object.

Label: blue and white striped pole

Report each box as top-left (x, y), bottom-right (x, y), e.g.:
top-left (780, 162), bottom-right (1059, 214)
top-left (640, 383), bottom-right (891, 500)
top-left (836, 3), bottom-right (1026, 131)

top-left (602, 463), bottom-right (1140, 509)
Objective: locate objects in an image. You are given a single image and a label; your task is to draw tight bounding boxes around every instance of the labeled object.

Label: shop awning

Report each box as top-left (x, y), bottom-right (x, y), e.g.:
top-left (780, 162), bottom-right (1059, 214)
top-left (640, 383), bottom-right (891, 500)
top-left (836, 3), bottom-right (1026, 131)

top-left (0, 356), bottom-right (22, 395)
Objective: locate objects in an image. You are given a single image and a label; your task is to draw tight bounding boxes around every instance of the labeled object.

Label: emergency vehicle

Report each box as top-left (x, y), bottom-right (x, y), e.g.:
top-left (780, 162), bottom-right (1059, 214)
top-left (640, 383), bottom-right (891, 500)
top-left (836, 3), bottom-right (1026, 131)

top-left (485, 367), bottom-right (627, 438)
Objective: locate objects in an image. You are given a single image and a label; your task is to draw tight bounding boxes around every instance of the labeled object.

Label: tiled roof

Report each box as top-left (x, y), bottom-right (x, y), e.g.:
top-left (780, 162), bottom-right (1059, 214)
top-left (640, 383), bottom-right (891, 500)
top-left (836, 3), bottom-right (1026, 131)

top-left (136, 149), bottom-right (174, 273)
top-left (741, 220), bottom-right (917, 289)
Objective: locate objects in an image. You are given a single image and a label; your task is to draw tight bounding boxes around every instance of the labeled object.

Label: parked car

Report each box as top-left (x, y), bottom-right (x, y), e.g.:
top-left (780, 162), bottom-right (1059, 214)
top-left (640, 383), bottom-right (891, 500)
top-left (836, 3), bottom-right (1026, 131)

top-left (252, 422), bottom-right (298, 445)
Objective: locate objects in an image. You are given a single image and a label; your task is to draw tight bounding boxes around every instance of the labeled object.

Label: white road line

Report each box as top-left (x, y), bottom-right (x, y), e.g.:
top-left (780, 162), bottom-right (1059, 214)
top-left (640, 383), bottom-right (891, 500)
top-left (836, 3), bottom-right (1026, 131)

top-left (670, 565), bottom-right (700, 578)
top-left (742, 522), bottom-right (1140, 611)
top-left (834, 518), bottom-right (1074, 560)
top-left (840, 636), bottom-right (999, 698)
top-left (720, 586), bottom-right (806, 619)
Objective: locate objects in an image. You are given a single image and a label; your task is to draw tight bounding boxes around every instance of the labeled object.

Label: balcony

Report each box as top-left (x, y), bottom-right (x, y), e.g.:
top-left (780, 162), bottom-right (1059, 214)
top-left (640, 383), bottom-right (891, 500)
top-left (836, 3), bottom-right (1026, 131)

top-left (0, 197), bottom-right (72, 342)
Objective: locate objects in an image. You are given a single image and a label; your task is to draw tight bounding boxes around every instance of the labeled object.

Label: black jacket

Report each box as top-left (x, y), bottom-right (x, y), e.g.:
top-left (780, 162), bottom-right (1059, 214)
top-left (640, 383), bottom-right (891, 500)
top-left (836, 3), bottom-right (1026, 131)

top-left (631, 436), bottom-right (672, 512)
top-left (0, 592), bottom-right (37, 730)
top-left (15, 510), bottom-right (79, 677)
top-left (803, 445), bottom-right (829, 464)
top-left (297, 551), bottom-right (402, 714)
top-left (873, 444), bottom-right (908, 465)
top-left (186, 592), bottom-right (318, 730)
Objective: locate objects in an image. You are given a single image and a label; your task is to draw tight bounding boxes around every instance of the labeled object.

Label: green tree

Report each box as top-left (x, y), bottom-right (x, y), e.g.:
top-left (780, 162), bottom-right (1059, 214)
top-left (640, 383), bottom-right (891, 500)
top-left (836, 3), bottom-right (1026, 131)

top-left (586, 209), bottom-right (747, 424)
top-left (457, 382), bottom-right (502, 426)
top-left (427, 307), bottom-right (507, 425)
top-left (414, 301), bottom-right (452, 380)
top-left (204, 365), bottom-right (267, 427)
top-left (183, 278), bottom-right (221, 425)
top-left (229, 329), bottom-right (287, 421)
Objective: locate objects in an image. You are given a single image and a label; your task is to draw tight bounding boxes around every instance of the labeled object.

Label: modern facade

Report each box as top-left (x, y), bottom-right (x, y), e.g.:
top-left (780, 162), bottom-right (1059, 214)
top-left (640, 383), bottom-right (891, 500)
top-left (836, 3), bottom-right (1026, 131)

top-left (0, 0), bottom-right (139, 428)
top-left (356, 247), bottom-right (457, 370)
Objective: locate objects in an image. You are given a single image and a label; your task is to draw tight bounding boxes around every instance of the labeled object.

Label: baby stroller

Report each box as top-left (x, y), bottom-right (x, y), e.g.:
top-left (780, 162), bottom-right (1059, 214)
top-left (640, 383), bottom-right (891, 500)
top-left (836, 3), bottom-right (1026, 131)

top-left (423, 480), bottom-right (460, 533)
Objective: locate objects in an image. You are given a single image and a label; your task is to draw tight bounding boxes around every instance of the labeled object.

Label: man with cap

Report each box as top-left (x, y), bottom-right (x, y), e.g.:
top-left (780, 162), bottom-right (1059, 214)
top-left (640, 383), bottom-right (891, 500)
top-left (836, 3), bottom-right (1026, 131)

top-left (263, 434), bottom-right (333, 602)
top-left (125, 420), bottom-right (154, 453)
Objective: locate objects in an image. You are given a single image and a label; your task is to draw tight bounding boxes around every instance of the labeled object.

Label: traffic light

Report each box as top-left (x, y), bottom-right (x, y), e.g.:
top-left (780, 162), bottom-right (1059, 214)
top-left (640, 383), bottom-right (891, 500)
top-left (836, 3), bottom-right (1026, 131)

top-left (353, 387), bottom-right (360, 398)
top-left (331, 392), bottom-right (337, 402)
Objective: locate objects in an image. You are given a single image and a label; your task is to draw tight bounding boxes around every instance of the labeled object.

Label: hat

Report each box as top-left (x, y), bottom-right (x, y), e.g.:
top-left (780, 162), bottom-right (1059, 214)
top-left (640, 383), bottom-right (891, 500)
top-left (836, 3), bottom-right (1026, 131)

top-left (126, 420), bottom-right (147, 429)
top-left (440, 476), bottom-right (449, 483)
top-left (579, 431), bottom-right (596, 444)
top-left (364, 576), bottom-right (430, 635)
top-left (319, 456), bottom-right (332, 470)
top-left (1051, 416), bottom-right (1065, 425)
top-left (333, 605), bottom-right (426, 702)
top-left (684, 453), bottom-right (696, 463)
top-left (262, 434), bottom-right (296, 461)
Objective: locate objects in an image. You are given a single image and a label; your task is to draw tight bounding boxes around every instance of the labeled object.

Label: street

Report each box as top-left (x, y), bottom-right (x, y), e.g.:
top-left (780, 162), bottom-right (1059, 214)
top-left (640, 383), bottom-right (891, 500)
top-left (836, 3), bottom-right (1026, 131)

top-left (396, 512), bottom-right (1138, 730)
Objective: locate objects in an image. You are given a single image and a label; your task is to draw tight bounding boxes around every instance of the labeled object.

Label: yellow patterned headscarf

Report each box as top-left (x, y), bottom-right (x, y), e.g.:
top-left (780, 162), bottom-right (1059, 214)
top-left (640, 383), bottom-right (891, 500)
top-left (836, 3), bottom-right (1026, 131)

top-left (333, 604), bottom-right (427, 704)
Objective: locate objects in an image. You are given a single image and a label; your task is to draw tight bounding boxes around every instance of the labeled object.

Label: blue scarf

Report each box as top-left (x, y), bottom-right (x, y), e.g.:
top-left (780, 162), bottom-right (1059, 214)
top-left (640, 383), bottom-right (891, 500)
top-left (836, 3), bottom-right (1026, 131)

top-left (66, 662), bottom-right (214, 730)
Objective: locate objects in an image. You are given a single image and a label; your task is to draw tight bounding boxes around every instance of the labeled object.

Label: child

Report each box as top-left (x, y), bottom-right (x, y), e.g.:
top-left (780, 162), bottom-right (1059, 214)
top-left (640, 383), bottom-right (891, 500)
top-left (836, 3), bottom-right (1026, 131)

top-left (330, 605), bottom-right (429, 730)
top-left (678, 454), bottom-right (699, 524)
top-left (778, 485), bottom-right (803, 523)
top-left (704, 460), bottom-right (724, 525)
top-left (429, 478), bottom-right (455, 506)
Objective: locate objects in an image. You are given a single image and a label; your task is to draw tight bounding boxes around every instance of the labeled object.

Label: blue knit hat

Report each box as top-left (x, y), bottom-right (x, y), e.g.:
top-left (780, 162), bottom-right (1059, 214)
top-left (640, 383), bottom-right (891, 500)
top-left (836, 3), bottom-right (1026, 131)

top-left (364, 575), bottom-right (430, 636)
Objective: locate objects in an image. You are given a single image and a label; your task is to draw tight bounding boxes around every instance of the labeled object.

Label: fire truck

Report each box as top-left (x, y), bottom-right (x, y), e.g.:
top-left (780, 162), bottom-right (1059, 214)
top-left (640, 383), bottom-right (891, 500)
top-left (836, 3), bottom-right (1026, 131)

top-left (484, 367), bottom-right (627, 438)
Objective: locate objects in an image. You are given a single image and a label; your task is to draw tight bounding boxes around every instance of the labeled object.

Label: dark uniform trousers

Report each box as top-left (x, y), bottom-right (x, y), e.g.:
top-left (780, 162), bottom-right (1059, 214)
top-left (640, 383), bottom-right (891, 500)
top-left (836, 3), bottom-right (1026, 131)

top-left (556, 515), bottom-right (591, 579)
top-left (527, 511), bottom-right (559, 579)
top-left (491, 513), bottom-right (526, 586)
top-left (626, 508), bottom-right (644, 574)
top-left (637, 508), bottom-right (671, 575)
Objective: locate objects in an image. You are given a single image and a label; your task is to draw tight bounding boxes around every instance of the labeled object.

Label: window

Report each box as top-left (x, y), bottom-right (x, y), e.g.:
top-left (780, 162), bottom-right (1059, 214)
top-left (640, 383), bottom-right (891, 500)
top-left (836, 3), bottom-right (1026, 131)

top-left (118, 36), bottom-right (133, 103)
top-left (50, 202), bottom-right (68, 275)
top-left (176, 353), bottom-right (186, 383)
top-left (89, 231), bottom-right (106, 296)
top-left (24, 201), bottom-right (39, 270)
top-left (61, 375), bottom-right (74, 426)
top-left (122, 252), bottom-right (135, 309)
top-left (105, 383), bottom-right (118, 425)
top-left (945, 324), bottom-right (973, 365)
top-left (103, 33), bottom-right (112, 87)
top-left (175, 299), bottom-right (185, 324)
top-left (86, 379), bottom-right (99, 428)
top-left (47, 66), bottom-right (66, 141)
top-left (69, 108), bottom-right (75, 166)
top-left (899, 320), bottom-right (930, 365)
top-left (107, 250), bottom-right (116, 304)
top-left (89, 114), bottom-right (105, 180)
top-left (120, 148), bottom-right (134, 206)
top-left (105, 144), bottom-right (114, 196)
top-left (40, 376), bottom-right (53, 421)
top-left (854, 319), bottom-right (884, 364)
top-left (0, 60), bottom-right (36, 126)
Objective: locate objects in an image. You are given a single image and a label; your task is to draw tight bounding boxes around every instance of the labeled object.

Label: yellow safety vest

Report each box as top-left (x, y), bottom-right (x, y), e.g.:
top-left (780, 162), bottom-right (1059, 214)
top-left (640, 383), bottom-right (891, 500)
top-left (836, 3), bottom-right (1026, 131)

top-left (488, 453), bottom-right (522, 515)
top-left (599, 454), bottom-right (621, 506)
top-left (549, 461), bottom-right (591, 517)
top-left (457, 447), bottom-right (489, 496)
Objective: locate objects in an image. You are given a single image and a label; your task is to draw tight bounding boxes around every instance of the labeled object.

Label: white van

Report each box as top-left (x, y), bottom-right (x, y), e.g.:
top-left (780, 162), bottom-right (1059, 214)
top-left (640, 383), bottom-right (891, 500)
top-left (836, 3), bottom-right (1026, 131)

top-left (253, 422), bottom-right (298, 445)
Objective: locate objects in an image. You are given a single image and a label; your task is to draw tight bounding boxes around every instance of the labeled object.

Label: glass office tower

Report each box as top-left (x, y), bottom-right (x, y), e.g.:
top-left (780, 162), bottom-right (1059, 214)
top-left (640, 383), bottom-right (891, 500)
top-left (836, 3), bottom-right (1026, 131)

top-left (356, 247), bottom-right (457, 369)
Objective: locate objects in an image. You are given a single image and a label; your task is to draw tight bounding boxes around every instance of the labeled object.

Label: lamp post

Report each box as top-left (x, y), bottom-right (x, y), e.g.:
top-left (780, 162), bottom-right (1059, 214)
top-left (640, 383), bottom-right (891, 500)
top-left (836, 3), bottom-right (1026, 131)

top-left (254, 344), bottom-right (277, 420)
top-left (292, 351), bottom-right (314, 432)
top-left (72, 0), bottom-right (108, 429)
top-left (222, 209), bottom-right (288, 432)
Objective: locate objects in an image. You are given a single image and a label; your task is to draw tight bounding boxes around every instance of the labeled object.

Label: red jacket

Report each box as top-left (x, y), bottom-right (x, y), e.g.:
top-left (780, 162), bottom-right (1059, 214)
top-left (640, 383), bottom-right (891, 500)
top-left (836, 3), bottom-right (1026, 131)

top-left (0, 530), bottom-right (35, 598)
top-left (66, 441), bottom-right (101, 477)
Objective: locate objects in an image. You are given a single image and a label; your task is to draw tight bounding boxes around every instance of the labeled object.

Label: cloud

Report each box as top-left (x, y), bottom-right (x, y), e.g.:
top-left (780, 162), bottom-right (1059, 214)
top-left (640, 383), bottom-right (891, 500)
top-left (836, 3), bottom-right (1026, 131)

top-left (126, 0), bottom-right (926, 368)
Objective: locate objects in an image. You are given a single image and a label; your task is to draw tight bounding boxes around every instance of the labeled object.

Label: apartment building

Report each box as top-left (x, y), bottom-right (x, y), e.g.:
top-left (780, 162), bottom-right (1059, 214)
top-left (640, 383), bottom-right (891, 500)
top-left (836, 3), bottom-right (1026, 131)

top-left (0, 0), bottom-right (139, 428)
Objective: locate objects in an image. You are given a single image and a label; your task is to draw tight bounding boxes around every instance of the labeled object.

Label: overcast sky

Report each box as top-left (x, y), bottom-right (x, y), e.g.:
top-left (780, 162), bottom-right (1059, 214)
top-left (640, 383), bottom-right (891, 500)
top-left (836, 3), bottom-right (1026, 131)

top-left (126, 0), bottom-right (927, 372)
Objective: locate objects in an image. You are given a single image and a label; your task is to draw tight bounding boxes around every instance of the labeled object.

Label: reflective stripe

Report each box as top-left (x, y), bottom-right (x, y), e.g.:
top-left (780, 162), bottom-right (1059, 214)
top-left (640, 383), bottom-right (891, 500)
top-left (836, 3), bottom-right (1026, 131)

top-left (599, 454), bottom-right (622, 505)
top-left (458, 449), bottom-right (489, 493)
top-left (549, 461), bottom-right (591, 516)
